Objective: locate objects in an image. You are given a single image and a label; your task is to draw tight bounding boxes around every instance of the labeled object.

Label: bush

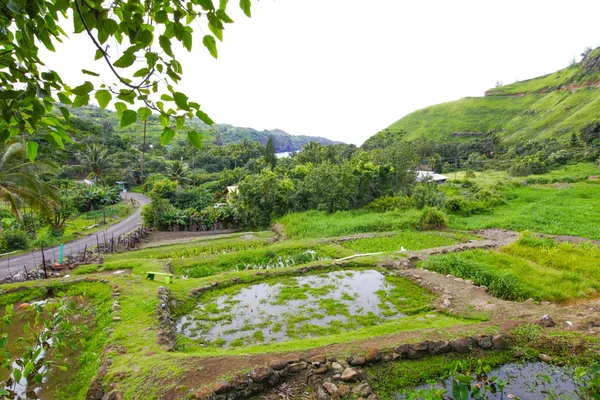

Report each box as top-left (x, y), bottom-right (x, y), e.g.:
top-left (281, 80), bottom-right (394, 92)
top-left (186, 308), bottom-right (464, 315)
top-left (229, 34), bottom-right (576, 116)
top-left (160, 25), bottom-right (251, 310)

top-left (0, 230), bottom-right (29, 252)
top-left (412, 183), bottom-right (445, 210)
top-left (419, 207), bottom-right (448, 230)
top-left (366, 195), bottom-right (413, 212)
top-left (508, 153), bottom-right (548, 176)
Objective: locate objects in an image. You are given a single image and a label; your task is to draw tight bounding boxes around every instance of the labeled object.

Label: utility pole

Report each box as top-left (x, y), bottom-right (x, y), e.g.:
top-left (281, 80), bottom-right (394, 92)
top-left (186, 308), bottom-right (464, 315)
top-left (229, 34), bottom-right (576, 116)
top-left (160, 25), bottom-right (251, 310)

top-left (141, 119), bottom-right (147, 183)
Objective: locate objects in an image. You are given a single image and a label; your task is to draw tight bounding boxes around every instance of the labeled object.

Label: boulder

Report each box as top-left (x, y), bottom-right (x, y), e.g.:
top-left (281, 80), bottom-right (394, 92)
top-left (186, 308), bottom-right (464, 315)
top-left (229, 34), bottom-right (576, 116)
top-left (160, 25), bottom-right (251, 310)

top-left (365, 348), bottom-right (382, 364)
top-left (353, 383), bottom-right (372, 397)
top-left (539, 315), bottom-right (556, 328)
top-left (428, 340), bottom-right (452, 355)
top-left (212, 382), bottom-right (230, 394)
top-left (452, 337), bottom-right (472, 354)
top-left (323, 382), bottom-right (338, 395)
top-left (192, 387), bottom-right (213, 399)
top-left (476, 335), bottom-right (493, 350)
top-left (492, 334), bottom-right (508, 350)
top-left (248, 367), bottom-right (273, 382)
top-left (269, 359), bottom-right (288, 370)
top-left (288, 362), bottom-right (308, 373)
top-left (307, 354), bottom-right (327, 364)
top-left (350, 356), bottom-right (366, 366)
top-left (394, 344), bottom-right (409, 359)
top-left (341, 368), bottom-right (358, 382)
top-left (539, 354), bottom-right (553, 363)
top-left (338, 384), bottom-right (351, 396)
top-left (331, 362), bottom-right (344, 374)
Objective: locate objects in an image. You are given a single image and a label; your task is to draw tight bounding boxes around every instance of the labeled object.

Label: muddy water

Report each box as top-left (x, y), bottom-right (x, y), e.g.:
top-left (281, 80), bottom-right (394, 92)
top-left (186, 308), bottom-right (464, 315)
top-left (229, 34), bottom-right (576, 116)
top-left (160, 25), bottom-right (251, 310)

top-left (403, 362), bottom-right (584, 399)
top-left (178, 270), bottom-right (412, 346)
top-left (0, 298), bottom-right (88, 399)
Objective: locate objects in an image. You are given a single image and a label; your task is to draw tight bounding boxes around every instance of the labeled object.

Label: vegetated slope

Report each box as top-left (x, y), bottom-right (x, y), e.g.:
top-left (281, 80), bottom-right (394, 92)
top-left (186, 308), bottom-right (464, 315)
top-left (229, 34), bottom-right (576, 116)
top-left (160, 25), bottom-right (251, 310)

top-left (66, 107), bottom-right (341, 152)
top-left (365, 48), bottom-right (600, 146)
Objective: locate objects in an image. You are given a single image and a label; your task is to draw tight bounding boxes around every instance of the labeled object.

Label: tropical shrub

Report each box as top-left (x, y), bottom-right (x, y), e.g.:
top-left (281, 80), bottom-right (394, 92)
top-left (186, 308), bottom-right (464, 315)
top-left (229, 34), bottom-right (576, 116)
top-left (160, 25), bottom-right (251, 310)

top-left (0, 230), bottom-right (29, 252)
top-left (419, 207), bottom-right (448, 230)
top-left (366, 195), bottom-right (413, 212)
top-left (412, 183), bottom-right (446, 210)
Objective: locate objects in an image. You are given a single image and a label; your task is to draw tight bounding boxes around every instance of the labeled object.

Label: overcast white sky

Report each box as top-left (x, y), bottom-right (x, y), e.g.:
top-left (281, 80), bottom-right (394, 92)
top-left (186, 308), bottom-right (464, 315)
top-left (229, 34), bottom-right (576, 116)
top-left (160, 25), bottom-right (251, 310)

top-left (43, 0), bottom-right (600, 145)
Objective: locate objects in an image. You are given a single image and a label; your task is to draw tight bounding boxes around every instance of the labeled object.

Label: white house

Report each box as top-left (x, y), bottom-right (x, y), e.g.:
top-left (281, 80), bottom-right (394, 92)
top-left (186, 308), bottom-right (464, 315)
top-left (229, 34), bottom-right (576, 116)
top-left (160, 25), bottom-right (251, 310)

top-left (415, 171), bottom-right (450, 184)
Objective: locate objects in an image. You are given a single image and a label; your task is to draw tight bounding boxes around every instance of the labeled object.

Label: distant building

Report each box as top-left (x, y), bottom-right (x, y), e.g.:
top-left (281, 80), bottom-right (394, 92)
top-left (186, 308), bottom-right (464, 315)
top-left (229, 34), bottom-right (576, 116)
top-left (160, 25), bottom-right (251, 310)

top-left (415, 171), bottom-right (450, 184)
top-left (225, 186), bottom-right (239, 202)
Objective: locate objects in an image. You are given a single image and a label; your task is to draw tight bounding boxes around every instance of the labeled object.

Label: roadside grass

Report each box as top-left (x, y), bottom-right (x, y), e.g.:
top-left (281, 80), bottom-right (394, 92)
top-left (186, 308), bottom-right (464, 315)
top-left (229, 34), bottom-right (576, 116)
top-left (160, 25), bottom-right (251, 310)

top-left (112, 232), bottom-right (274, 260)
top-left (448, 181), bottom-right (600, 240)
top-left (278, 209), bottom-right (421, 239)
top-left (420, 236), bottom-right (600, 302)
top-left (339, 230), bottom-right (475, 253)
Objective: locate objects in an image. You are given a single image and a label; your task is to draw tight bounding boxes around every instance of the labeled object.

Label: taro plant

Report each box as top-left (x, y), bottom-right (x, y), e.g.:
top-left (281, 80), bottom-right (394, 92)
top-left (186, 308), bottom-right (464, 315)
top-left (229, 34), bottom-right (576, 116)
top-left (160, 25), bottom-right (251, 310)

top-left (0, 295), bottom-right (86, 399)
top-left (402, 359), bottom-right (511, 400)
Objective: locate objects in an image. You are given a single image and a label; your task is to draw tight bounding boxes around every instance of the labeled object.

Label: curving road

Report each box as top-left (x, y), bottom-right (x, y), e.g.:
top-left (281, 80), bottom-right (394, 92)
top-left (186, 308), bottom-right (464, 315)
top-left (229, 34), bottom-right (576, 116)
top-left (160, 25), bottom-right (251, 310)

top-left (0, 192), bottom-right (150, 279)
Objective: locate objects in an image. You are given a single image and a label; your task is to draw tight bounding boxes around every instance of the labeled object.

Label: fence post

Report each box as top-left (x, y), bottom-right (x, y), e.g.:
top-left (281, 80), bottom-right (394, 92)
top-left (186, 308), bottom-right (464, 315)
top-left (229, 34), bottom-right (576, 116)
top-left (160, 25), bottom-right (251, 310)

top-left (40, 246), bottom-right (48, 279)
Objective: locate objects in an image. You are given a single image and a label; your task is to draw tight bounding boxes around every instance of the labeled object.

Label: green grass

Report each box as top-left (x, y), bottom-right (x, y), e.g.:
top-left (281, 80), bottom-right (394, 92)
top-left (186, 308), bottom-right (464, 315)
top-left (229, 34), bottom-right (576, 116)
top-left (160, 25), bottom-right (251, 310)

top-left (448, 181), bottom-right (600, 240)
top-left (115, 232), bottom-right (274, 260)
top-left (452, 163), bottom-right (599, 185)
top-left (171, 240), bottom-right (353, 277)
top-left (421, 235), bottom-right (600, 302)
top-left (278, 209), bottom-right (421, 239)
top-left (339, 230), bottom-right (474, 253)
top-left (364, 50), bottom-right (600, 145)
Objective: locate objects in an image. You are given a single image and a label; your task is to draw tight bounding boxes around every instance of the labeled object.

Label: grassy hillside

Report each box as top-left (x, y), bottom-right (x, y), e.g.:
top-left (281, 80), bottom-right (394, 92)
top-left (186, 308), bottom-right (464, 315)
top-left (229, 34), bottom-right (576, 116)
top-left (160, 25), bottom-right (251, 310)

top-left (67, 107), bottom-right (340, 152)
top-left (366, 48), bottom-right (600, 146)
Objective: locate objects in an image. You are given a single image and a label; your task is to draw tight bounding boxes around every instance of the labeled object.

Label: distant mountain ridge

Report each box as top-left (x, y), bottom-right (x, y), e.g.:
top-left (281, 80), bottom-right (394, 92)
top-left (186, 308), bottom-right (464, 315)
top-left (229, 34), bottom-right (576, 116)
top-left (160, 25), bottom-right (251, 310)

top-left (66, 106), bottom-right (341, 152)
top-left (364, 46), bottom-right (600, 147)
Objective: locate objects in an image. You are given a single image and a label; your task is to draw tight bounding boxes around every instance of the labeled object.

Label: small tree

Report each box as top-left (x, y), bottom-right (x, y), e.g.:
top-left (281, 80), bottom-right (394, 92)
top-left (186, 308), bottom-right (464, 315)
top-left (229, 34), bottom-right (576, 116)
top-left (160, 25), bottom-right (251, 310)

top-left (265, 137), bottom-right (278, 169)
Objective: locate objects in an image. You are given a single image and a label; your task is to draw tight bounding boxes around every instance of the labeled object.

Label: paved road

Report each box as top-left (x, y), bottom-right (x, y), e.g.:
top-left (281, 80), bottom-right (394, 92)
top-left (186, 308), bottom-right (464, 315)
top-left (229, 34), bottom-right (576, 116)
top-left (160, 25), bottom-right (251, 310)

top-left (0, 192), bottom-right (150, 279)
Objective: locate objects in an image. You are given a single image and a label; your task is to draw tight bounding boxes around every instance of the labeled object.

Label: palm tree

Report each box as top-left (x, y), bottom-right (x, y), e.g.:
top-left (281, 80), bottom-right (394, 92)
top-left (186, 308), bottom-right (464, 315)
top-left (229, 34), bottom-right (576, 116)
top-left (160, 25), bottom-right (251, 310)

top-left (77, 144), bottom-right (112, 184)
top-left (0, 140), bottom-right (57, 231)
top-left (167, 160), bottom-right (189, 185)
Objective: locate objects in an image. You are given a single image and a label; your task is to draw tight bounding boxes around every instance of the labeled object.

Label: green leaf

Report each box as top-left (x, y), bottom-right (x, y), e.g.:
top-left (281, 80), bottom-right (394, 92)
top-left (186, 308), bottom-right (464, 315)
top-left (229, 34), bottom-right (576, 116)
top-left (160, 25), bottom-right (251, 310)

top-left (133, 67), bottom-right (150, 78)
top-left (182, 31), bottom-right (193, 51)
top-left (173, 92), bottom-right (189, 110)
top-left (159, 114), bottom-right (170, 127)
top-left (216, 9), bottom-right (234, 23)
top-left (195, 109), bottom-right (214, 125)
top-left (94, 49), bottom-right (103, 60)
top-left (160, 127), bottom-right (176, 145)
top-left (240, 0), bottom-right (251, 17)
top-left (203, 35), bottom-right (218, 58)
top-left (59, 106), bottom-right (70, 124)
top-left (23, 361), bottom-right (34, 378)
top-left (208, 22), bottom-right (222, 42)
top-left (160, 94), bottom-right (173, 101)
top-left (57, 92), bottom-right (72, 104)
top-left (159, 35), bottom-right (173, 57)
top-left (58, 365), bottom-right (68, 372)
top-left (0, 130), bottom-right (10, 143)
top-left (138, 107), bottom-right (152, 122)
top-left (103, 18), bottom-right (118, 34)
top-left (113, 52), bottom-right (136, 68)
top-left (155, 10), bottom-right (168, 23)
top-left (95, 90), bottom-right (112, 109)
top-left (26, 141), bottom-right (38, 162)
top-left (71, 81), bottom-right (94, 96)
top-left (73, 94), bottom-right (90, 108)
top-left (114, 102), bottom-right (127, 117)
top-left (82, 69), bottom-right (99, 77)
top-left (0, 336), bottom-right (8, 349)
top-left (120, 110), bottom-right (137, 127)
top-left (13, 368), bottom-right (21, 384)
top-left (188, 131), bottom-right (204, 149)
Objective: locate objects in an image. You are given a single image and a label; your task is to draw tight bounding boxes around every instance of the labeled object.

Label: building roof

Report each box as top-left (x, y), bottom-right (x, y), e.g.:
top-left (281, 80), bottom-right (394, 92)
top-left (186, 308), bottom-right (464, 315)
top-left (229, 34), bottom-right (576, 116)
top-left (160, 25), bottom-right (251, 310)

top-left (415, 170), bottom-right (450, 182)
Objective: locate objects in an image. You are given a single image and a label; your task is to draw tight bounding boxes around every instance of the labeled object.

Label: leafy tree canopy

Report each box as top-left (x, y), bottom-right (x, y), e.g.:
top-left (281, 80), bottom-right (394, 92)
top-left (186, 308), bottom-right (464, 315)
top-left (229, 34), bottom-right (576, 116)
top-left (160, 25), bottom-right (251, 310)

top-left (0, 0), bottom-right (253, 160)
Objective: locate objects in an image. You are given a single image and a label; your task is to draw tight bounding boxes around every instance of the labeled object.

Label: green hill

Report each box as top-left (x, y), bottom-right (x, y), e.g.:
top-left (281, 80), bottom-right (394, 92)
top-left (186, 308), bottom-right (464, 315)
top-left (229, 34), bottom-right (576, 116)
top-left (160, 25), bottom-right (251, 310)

top-left (365, 47), bottom-right (600, 147)
top-left (67, 107), bottom-right (341, 152)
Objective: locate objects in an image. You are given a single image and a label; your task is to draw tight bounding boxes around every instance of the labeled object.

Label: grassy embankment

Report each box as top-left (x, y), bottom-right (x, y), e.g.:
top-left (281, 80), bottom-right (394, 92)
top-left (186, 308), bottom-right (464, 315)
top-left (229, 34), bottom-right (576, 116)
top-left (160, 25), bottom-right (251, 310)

top-left (371, 48), bottom-right (600, 144)
top-left (421, 233), bottom-right (600, 303)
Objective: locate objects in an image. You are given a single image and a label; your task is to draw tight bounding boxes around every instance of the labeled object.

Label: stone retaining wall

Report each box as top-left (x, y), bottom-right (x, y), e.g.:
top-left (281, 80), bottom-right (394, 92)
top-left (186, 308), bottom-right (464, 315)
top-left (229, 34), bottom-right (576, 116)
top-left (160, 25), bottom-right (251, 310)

top-left (190, 334), bottom-right (509, 399)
